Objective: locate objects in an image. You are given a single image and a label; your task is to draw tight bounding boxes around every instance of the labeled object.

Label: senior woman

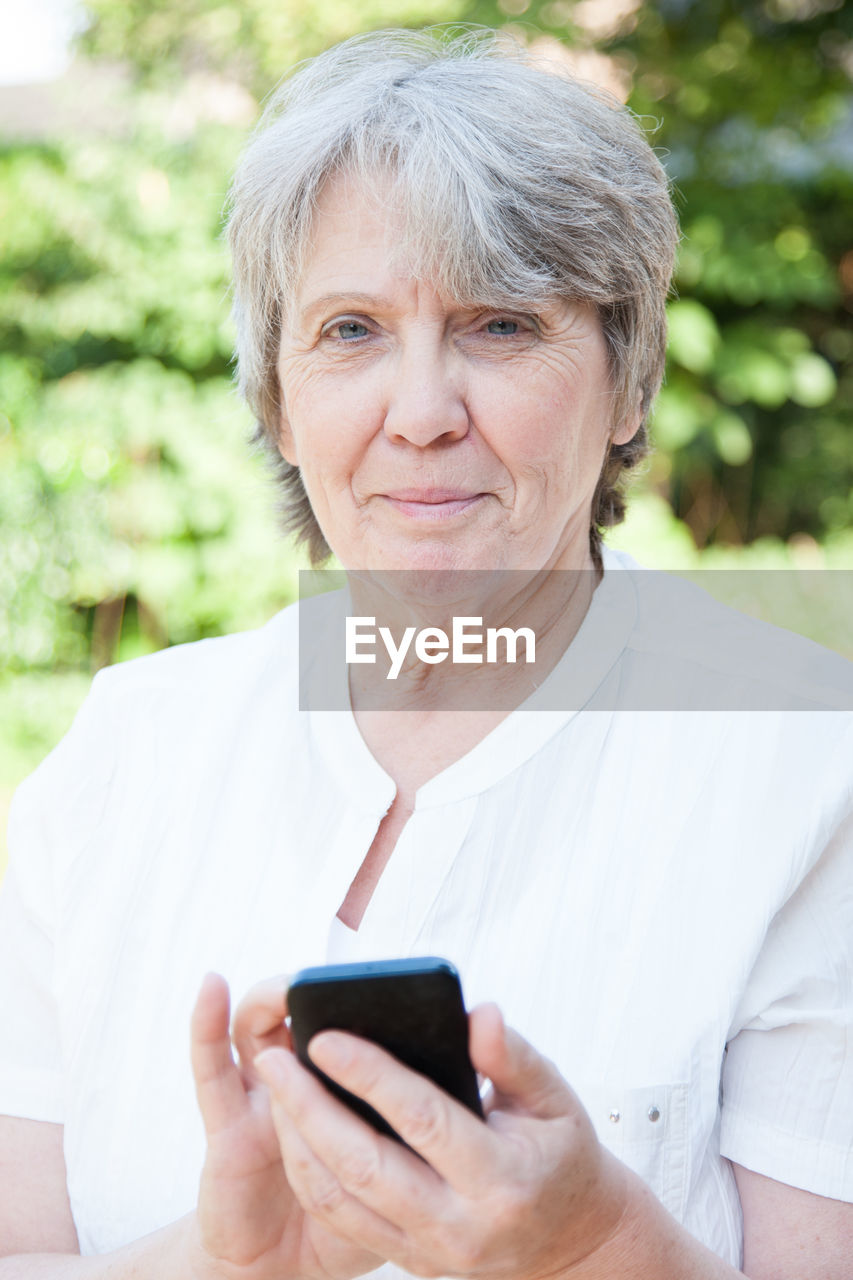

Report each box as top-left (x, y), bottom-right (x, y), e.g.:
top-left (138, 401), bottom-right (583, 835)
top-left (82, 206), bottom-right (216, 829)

top-left (0, 27), bottom-right (851, 1280)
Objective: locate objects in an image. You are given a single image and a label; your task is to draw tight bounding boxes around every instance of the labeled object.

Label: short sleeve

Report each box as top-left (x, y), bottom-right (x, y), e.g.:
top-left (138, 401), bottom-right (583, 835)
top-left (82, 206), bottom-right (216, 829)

top-left (720, 794), bottom-right (853, 1201)
top-left (0, 672), bottom-right (117, 1123)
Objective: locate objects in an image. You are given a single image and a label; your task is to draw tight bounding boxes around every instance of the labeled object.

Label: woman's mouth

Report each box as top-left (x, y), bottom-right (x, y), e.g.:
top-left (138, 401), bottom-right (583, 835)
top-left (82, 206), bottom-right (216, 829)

top-left (380, 490), bottom-right (486, 519)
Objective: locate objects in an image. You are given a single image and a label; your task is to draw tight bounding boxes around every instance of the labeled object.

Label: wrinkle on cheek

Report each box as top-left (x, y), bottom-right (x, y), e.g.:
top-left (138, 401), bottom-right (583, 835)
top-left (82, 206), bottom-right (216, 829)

top-left (278, 358), bottom-right (326, 404)
top-left (504, 464), bottom-right (551, 530)
top-left (536, 347), bottom-right (588, 384)
top-left (535, 310), bottom-right (611, 389)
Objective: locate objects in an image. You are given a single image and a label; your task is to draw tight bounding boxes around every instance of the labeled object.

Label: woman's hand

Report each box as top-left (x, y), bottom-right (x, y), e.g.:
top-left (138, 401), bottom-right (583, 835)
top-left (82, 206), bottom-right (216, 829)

top-left (253, 1003), bottom-right (632, 1280)
top-left (187, 973), bottom-right (385, 1280)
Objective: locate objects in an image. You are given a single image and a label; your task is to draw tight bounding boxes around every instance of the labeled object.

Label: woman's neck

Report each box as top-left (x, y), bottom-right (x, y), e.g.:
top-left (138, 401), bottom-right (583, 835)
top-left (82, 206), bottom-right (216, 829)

top-left (347, 557), bottom-right (600, 718)
top-left (348, 556), bottom-right (602, 794)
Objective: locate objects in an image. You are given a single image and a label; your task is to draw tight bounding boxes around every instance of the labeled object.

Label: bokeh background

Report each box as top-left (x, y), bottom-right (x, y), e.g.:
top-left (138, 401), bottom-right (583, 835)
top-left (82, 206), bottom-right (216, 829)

top-left (2, 0), bottom-right (852, 865)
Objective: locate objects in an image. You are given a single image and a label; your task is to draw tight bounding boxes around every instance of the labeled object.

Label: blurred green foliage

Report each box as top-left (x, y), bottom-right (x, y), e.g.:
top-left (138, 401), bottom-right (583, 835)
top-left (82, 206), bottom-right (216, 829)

top-left (1, 0), bottom-right (852, 809)
top-left (0, 114), bottom-right (302, 678)
top-left (77, 0), bottom-right (469, 95)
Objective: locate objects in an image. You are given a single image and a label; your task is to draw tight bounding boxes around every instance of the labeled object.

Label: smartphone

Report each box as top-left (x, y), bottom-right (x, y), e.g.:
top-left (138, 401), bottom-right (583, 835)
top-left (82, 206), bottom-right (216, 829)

top-left (287, 956), bottom-right (484, 1142)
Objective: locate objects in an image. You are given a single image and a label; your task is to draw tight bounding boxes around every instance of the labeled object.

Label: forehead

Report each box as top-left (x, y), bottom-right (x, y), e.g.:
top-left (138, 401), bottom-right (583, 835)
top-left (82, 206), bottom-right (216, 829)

top-left (293, 168), bottom-right (555, 322)
top-left (296, 170), bottom-right (411, 293)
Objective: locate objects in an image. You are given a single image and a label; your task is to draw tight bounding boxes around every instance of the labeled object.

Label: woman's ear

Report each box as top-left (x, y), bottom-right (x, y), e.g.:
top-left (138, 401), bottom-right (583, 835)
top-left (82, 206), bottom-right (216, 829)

top-left (610, 402), bottom-right (643, 447)
top-left (277, 409), bottom-right (298, 467)
top-left (274, 342), bottom-right (299, 465)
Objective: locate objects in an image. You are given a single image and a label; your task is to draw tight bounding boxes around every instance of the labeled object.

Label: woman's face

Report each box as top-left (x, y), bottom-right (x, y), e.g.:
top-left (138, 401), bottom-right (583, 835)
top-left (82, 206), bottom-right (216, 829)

top-left (276, 173), bottom-right (638, 572)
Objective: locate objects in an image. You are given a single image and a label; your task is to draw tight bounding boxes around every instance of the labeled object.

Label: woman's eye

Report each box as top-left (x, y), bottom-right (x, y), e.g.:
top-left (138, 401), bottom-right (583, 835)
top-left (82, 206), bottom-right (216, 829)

top-left (332, 321), bottom-right (369, 340)
top-left (485, 318), bottom-right (520, 336)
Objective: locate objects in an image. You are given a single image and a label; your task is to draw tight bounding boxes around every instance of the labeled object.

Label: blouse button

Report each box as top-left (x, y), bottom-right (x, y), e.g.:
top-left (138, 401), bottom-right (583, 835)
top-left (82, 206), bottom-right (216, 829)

top-left (647, 1105), bottom-right (661, 1123)
top-left (609, 1109), bottom-right (621, 1123)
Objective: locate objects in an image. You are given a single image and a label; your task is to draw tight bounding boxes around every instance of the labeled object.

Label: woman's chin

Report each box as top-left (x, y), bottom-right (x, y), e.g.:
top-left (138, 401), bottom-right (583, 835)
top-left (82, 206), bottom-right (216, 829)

top-left (337, 536), bottom-right (509, 613)
top-left (349, 536), bottom-right (503, 575)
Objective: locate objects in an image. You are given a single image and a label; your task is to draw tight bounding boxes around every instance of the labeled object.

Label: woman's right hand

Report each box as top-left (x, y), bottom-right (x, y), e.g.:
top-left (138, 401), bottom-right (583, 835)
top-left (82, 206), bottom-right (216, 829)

top-left (187, 973), bottom-right (385, 1280)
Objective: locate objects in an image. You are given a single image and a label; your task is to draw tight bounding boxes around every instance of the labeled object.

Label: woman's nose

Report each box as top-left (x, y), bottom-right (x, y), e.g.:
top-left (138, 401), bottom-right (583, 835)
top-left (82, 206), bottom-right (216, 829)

top-left (382, 345), bottom-right (470, 447)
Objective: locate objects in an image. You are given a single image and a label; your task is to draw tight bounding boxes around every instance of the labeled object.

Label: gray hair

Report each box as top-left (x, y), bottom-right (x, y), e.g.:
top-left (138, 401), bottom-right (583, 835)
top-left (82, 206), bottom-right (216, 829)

top-left (227, 27), bottom-right (678, 564)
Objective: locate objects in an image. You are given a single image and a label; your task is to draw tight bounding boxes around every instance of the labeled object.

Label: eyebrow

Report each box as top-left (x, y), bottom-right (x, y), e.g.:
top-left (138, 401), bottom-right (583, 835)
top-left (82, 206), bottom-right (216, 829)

top-left (298, 291), bottom-right (398, 321)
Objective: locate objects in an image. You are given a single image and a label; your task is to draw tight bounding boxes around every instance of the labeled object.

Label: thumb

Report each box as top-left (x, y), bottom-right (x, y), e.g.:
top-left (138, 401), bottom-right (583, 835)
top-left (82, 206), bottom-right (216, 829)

top-left (231, 974), bottom-right (292, 1084)
top-left (469, 1003), bottom-right (574, 1121)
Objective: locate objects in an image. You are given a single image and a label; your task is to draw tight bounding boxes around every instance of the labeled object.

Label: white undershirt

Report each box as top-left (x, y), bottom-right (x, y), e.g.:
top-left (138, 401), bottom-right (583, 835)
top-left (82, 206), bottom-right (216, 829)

top-left (326, 914), bottom-right (361, 963)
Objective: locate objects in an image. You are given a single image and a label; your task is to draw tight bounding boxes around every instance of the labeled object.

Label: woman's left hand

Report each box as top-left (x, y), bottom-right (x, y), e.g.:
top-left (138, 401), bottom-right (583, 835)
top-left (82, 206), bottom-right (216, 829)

top-left (253, 1003), bottom-right (632, 1280)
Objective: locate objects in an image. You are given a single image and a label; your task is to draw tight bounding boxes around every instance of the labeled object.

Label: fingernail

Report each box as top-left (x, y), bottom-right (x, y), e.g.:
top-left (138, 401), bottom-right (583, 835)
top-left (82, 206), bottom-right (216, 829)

top-left (254, 1048), bottom-right (289, 1087)
top-left (308, 1031), bottom-right (349, 1070)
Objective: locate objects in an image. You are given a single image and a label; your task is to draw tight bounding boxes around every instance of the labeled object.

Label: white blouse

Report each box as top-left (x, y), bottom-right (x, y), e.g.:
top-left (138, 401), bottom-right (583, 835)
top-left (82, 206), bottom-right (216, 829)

top-left (1, 549), bottom-right (851, 1276)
